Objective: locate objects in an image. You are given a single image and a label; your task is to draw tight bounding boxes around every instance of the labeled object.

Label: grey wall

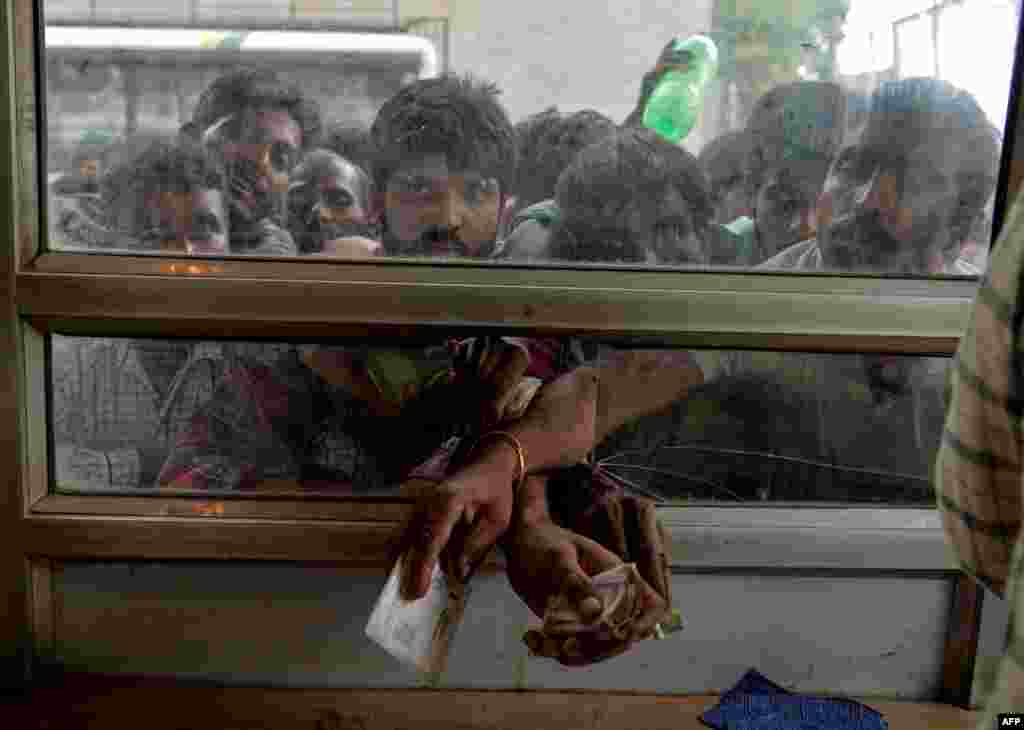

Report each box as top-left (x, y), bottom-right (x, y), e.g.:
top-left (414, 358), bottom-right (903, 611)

top-left (54, 562), bottom-right (950, 699)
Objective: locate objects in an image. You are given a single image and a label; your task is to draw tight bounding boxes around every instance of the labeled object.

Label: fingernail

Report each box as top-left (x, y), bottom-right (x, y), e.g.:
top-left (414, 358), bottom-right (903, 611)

top-left (580, 596), bottom-right (602, 622)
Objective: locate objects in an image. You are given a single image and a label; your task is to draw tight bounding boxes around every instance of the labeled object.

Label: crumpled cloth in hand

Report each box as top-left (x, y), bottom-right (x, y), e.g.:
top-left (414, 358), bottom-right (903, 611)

top-left (700, 669), bottom-right (888, 730)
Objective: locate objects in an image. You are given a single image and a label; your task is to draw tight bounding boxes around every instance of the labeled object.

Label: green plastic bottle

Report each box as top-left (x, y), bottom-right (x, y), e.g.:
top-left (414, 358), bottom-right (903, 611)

top-left (641, 35), bottom-right (719, 145)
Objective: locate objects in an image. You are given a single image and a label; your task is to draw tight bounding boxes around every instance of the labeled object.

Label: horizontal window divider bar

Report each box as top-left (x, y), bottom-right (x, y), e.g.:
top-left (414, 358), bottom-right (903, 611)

top-left (19, 506), bottom-right (953, 571)
top-left (28, 316), bottom-right (963, 354)
top-left (32, 496), bottom-right (941, 529)
top-left (32, 493), bottom-right (413, 522)
top-left (26, 252), bottom-right (984, 297)
top-left (17, 272), bottom-right (972, 352)
top-left (21, 515), bottom-right (401, 563)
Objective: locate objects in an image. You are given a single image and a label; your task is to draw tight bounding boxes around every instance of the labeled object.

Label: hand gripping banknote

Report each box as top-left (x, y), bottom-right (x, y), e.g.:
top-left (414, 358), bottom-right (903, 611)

top-left (524, 563), bottom-right (685, 656)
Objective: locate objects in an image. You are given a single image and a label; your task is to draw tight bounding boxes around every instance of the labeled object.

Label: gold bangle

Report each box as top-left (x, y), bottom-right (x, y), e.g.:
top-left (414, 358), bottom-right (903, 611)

top-left (469, 430), bottom-right (527, 502)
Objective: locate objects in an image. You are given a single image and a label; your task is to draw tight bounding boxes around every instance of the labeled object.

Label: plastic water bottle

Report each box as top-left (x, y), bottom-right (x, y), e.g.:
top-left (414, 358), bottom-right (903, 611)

top-left (642, 35), bottom-right (719, 144)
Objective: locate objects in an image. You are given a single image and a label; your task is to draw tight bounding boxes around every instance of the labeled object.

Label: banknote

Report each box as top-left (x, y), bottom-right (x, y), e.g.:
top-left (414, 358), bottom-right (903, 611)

top-left (534, 563), bottom-right (684, 648)
top-left (365, 557), bottom-right (468, 676)
top-left (542, 563), bottom-right (644, 638)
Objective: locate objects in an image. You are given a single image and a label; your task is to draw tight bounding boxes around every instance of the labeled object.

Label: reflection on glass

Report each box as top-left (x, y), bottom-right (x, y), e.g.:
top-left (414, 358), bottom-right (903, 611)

top-left (596, 349), bottom-right (946, 505)
top-left (41, 1), bottom-right (1016, 275)
top-left (51, 334), bottom-right (945, 505)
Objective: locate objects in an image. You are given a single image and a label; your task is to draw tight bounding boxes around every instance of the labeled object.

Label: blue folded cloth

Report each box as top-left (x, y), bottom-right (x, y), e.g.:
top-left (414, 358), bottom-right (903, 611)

top-left (701, 669), bottom-right (888, 730)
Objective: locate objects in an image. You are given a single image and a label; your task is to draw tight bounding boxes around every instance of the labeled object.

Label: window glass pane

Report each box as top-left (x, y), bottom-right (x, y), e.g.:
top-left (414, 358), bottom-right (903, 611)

top-left (52, 561), bottom-right (950, 696)
top-left (40, 1), bottom-right (1017, 276)
top-left (51, 334), bottom-right (945, 505)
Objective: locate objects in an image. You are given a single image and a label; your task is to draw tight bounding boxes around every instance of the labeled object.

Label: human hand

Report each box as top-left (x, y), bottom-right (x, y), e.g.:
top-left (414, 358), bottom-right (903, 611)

top-left (502, 479), bottom-right (668, 665)
top-left (398, 436), bottom-right (523, 600)
top-left (450, 337), bottom-right (532, 432)
top-left (626, 38), bottom-right (687, 126)
top-left (556, 485), bottom-right (674, 638)
top-left (316, 236), bottom-right (383, 258)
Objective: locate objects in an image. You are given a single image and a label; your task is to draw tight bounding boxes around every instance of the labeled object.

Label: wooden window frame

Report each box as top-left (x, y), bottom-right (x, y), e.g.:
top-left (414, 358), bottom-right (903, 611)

top-left (4, 0), bottom-right (1024, 709)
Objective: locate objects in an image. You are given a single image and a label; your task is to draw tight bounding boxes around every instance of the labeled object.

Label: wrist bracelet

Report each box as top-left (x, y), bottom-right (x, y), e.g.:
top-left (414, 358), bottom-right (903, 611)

top-left (469, 430), bottom-right (527, 504)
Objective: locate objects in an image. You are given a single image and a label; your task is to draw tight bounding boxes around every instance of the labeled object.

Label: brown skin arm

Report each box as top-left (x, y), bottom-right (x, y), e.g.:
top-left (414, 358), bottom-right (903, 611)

top-left (593, 350), bottom-right (704, 446)
top-left (508, 351), bottom-right (704, 470)
top-left (400, 353), bottom-right (702, 600)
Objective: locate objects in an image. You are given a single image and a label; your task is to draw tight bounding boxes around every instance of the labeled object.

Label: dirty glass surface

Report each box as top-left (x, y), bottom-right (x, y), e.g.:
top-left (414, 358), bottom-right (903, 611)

top-left (51, 334), bottom-right (946, 505)
top-left (41, 1), bottom-right (1017, 275)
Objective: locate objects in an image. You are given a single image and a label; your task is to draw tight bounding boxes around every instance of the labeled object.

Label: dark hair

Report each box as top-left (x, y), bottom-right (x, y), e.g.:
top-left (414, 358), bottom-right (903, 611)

top-left (514, 108), bottom-right (561, 152)
top-left (867, 77), bottom-right (995, 140)
top-left (101, 139), bottom-right (225, 236)
top-left (188, 68), bottom-right (321, 149)
top-left (293, 148), bottom-right (369, 190)
top-left (320, 121), bottom-right (374, 173)
top-left (514, 108), bottom-right (616, 211)
top-left (370, 73), bottom-right (516, 194)
top-left (864, 77), bottom-right (1001, 252)
top-left (698, 130), bottom-right (749, 179)
top-left (551, 126), bottom-right (713, 262)
top-left (744, 81), bottom-right (845, 201)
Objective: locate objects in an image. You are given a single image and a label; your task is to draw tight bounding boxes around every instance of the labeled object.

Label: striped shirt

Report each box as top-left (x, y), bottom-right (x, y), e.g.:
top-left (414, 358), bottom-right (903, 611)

top-left (936, 194), bottom-right (1024, 721)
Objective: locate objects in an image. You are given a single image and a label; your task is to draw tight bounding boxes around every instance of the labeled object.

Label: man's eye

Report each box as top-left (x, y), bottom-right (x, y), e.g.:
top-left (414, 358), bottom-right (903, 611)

top-left (190, 212), bottom-right (223, 238)
top-left (270, 143), bottom-right (297, 172)
top-left (396, 177), bottom-right (433, 194)
top-left (323, 189), bottom-right (355, 209)
top-left (834, 147), bottom-right (865, 176)
top-left (723, 174), bottom-right (743, 191)
top-left (463, 178), bottom-right (498, 204)
top-left (775, 195), bottom-right (802, 217)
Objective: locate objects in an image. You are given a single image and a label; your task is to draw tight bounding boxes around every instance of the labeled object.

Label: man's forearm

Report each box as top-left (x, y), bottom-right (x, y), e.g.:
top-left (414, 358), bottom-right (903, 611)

top-left (593, 350), bottom-right (704, 445)
top-left (498, 355), bottom-right (702, 474)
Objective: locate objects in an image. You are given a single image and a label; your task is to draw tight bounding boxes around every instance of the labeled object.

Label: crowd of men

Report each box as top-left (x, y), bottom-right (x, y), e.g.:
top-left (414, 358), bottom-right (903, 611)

top-left (48, 51), bottom-right (1006, 666)
top-left (50, 60), bottom-right (999, 274)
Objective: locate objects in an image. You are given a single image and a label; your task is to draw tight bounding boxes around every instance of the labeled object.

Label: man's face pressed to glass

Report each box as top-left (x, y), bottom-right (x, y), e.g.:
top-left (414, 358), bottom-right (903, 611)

top-left (219, 108), bottom-right (303, 225)
top-left (750, 152), bottom-right (829, 260)
top-left (709, 166), bottom-right (749, 224)
top-left (624, 186), bottom-right (704, 264)
top-left (382, 154), bottom-right (502, 258)
top-left (149, 188), bottom-right (229, 255)
top-left (816, 126), bottom-right (991, 274)
top-left (813, 119), bottom-right (993, 396)
top-left (290, 150), bottom-right (372, 247)
top-left (557, 185), bottom-right (704, 265)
